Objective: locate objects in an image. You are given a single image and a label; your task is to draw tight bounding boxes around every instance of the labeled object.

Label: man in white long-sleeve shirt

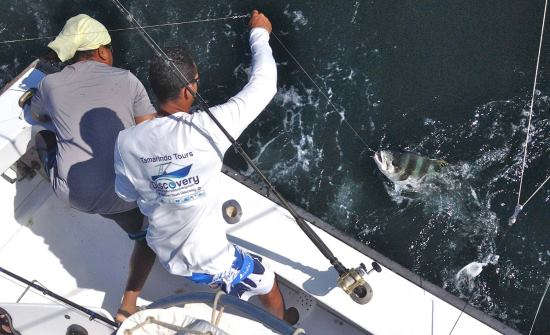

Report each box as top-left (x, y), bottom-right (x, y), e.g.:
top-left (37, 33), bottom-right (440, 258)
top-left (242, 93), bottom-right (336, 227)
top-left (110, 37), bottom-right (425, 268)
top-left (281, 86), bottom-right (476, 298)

top-left (113, 11), bottom-right (287, 318)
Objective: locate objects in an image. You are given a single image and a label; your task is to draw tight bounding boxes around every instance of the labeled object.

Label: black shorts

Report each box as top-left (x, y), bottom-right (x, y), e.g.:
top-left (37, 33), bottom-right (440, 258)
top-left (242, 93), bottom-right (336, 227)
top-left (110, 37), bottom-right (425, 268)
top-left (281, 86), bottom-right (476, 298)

top-left (99, 207), bottom-right (146, 240)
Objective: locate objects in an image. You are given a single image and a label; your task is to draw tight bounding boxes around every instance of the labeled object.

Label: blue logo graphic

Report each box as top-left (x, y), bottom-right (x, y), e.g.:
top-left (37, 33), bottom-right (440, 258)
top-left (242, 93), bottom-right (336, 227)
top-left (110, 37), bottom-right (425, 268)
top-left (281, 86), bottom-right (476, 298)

top-left (150, 164), bottom-right (200, 191)
top-left (151, 164), bottom-right (192, 181)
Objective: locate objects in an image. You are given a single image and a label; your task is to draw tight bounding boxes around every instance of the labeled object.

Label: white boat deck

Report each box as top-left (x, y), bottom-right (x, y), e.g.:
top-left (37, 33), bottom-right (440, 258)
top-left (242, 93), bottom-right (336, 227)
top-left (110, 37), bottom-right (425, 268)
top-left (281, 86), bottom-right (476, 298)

top-left (0, 62), bottom-right (521, 335)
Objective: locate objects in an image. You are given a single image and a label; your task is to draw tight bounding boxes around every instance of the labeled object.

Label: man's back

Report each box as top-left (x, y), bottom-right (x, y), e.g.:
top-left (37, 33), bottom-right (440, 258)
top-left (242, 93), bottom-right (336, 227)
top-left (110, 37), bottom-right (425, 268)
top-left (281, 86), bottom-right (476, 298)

top-left (36, 60), bottom-right (155, 213)
top-left (114, 26), bottom-right (277, 276)
top-left (115, 111), bottom-right (233, 275)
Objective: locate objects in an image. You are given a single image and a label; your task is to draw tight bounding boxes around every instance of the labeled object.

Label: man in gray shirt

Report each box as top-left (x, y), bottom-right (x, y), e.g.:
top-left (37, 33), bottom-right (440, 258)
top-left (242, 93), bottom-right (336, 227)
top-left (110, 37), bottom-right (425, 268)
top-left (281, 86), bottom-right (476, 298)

top-left (30, 14), bottom-right (156, 323)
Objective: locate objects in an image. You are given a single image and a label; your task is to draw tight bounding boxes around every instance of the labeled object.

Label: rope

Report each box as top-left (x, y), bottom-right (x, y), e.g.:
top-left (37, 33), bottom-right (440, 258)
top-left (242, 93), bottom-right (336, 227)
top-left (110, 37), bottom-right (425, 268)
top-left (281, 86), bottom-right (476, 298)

top-left (211, 290), bottom-right (226, 326)
top-left (124, 315), bottom-right (215, 335)
top-left (270, 32), bottom-right (376, 153)
top-left (121, 290), bottom-right (227, 335)
top-left (510, 0), bottom-right (549, 225)
top-left (447, 298), bottom-right (471, 335)
top-left (0, 14), bottom-right (248, 45)
top-left (528, 275), bottom-right (550, 335)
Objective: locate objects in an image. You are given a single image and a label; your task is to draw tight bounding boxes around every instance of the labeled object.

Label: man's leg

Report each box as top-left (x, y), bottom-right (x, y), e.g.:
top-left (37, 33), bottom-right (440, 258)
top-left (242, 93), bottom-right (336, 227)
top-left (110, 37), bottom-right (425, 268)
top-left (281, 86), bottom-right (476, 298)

top-left (99, 208), bottom-right (156, 323)
top-left (258, 281), bottom-right (285, 319)
top-left (35, 130), bottom-right (57, 179)
top-left (229, 250), bottom-right (299, 322)
top-left (118, 238), bottom-right (156, 320)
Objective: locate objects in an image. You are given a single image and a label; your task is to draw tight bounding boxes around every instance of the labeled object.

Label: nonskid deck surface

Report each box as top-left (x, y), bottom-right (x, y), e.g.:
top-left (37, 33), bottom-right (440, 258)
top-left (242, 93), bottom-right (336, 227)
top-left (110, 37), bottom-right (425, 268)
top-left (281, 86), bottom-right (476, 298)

top-left (0, 63), bottom-right (521, 335)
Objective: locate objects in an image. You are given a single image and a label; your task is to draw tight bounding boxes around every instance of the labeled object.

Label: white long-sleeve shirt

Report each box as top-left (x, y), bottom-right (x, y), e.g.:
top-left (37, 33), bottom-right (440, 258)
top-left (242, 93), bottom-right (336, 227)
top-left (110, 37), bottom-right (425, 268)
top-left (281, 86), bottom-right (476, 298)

top-left (114, 28), bottom-right (277, 277)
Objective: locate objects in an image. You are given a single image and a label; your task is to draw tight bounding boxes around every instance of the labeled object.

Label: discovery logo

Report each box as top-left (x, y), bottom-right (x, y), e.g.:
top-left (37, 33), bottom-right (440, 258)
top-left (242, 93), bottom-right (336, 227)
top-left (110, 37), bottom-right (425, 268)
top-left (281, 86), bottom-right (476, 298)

top-left (150, 164), bottom-right (200, 190)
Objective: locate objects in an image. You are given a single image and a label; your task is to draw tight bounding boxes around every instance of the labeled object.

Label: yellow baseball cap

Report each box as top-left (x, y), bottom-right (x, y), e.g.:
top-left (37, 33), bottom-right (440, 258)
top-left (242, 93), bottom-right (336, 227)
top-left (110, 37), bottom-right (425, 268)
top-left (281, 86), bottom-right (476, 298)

top-left (48, 14), bottom-right (111, 62)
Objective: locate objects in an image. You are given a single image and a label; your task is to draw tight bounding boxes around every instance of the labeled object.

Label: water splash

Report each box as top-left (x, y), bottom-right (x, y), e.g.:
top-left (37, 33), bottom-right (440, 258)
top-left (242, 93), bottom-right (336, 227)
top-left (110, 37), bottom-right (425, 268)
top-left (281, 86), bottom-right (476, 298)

top-left (458, 254), bottom-right (500, 280)
top-left (351, 1), bottom-right (360, 23)
top-left (283, 6), bottom-right (308, 28)
top-left (456, 254), bottom-right (500, 290)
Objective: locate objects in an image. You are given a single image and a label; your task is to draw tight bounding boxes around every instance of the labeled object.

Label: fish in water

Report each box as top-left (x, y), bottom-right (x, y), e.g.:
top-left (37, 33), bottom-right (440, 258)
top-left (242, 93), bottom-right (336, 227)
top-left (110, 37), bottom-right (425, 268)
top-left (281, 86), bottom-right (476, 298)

top-left (373, 150), bottom-right (448, 182)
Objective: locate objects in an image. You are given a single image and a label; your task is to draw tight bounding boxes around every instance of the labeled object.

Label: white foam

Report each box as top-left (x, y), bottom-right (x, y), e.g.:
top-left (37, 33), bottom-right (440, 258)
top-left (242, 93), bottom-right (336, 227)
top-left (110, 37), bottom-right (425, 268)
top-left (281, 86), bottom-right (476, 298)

top-left (248, 85), bottom-right (326, 196)
top-left (456, 254), bottom-right (499, 281)
top-left (283, 7), bottom-right (308, 27)
top-left (351, 1), bottom-right (360, 23)
top-left (274, 85), bottom-right (305, 108)
top-left (345, 69), bottom-right (355, 81)
top-left (458, 262), bottom-right (485, 279)
top-left (223, 23), bottom-right (237, 38)
top-left (383, 156), bottom-right (502, 295)
top-left (232, 63), bottom-right (250, 78)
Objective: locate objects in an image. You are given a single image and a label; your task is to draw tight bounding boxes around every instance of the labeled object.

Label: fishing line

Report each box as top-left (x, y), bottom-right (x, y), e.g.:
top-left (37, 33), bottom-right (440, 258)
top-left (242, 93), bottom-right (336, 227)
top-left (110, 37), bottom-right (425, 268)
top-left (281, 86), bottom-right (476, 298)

top-left (509, 0), bottom-right (548, 225)
top-left (448, 2), bottom-right (549, 332)
top-left (270, 32), bottom-right (376, 154)
top-left (528, 275), bottom-right (550, 335)
top-left (0, 15), bottom-right (248, 45)
top-left (522, 175), bottom-right (550, 207)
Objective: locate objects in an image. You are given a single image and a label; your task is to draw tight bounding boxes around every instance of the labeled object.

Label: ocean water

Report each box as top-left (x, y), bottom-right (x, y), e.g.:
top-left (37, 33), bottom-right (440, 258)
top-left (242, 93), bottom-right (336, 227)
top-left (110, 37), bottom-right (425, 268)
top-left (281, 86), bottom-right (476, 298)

top-left (0, 1), bottom-right (549, 333)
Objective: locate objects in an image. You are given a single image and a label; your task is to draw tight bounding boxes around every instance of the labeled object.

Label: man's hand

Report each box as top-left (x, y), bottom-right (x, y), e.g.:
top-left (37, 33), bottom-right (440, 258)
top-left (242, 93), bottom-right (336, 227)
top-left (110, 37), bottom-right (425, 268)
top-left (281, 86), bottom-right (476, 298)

top-left (249, 10), bottom-right (272, 34)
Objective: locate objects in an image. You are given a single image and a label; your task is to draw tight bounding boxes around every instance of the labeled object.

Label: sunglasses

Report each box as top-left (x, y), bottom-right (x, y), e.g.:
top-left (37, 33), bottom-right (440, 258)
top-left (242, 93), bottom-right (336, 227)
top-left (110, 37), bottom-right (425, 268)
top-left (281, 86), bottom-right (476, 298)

top-left (184, 76), bottom-right (200, 97)
top-left (187, 77), bottom-right (199, 86)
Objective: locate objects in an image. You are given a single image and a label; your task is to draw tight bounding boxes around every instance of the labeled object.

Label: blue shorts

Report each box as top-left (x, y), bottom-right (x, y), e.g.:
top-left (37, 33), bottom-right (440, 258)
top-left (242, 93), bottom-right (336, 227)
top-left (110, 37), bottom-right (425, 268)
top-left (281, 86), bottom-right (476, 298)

top-left (186, 246), bottom-right (275, 300)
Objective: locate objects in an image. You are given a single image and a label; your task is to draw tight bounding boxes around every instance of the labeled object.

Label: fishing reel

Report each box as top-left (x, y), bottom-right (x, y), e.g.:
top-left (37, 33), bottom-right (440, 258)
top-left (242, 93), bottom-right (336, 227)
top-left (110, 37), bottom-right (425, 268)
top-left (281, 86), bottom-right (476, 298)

top-left (337, 262), bottom-right (381, 305)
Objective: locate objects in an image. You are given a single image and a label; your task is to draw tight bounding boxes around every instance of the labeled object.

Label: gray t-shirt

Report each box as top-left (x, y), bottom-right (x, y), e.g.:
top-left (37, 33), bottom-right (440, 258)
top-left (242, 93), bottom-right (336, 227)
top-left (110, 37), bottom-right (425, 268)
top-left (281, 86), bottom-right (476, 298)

top-left (32, 61), bottom-right (156, 214)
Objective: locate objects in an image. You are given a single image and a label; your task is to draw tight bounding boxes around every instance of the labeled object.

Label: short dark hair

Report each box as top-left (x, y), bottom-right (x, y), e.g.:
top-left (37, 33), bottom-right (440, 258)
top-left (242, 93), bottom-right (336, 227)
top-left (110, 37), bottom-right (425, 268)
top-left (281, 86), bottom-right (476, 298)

top-left (148, 47), bottom-right (197, 104)
top-left (69, 44), bottom-right (111, 64)
top-left (69, 49), bottom-right (96, 64)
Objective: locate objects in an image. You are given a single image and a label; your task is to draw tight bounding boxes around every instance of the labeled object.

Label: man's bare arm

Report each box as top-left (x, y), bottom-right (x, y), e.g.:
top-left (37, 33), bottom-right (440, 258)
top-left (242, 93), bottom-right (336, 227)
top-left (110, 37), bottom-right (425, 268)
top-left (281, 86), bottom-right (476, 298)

top-left (134, 113), bottom-right (156, 125)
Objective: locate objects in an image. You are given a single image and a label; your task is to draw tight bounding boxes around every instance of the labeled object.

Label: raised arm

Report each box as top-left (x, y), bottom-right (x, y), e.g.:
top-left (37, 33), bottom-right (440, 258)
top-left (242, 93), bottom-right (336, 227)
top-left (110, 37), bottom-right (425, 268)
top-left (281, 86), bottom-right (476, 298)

top-left (203, 10), bottom-right (277, 153)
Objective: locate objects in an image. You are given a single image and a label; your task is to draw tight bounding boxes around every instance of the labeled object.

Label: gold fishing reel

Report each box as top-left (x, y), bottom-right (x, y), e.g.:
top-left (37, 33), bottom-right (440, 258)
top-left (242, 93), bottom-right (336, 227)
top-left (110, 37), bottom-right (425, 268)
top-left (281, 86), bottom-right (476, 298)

top-left (337, 262), bottom-right (381, 305)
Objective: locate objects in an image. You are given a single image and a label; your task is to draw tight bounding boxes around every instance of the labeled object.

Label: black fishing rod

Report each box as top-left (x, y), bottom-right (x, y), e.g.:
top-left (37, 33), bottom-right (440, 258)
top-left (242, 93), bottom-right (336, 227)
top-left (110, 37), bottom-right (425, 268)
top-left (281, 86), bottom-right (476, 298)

top-left (108, 0), bottom-right (376, 304)
top-left (0, 266), bottom-right (118, 327)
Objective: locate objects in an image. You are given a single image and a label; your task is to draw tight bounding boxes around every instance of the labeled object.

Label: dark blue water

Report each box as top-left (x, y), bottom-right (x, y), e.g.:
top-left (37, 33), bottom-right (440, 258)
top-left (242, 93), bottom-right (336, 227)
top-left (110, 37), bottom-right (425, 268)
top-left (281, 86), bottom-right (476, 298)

top-left (1, 1), bottom-right (548, 333)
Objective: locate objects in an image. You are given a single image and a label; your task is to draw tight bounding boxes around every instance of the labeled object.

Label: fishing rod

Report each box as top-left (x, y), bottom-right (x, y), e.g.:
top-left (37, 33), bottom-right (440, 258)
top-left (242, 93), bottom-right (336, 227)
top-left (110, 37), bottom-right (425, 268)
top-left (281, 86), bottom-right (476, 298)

top-left (108, 0), bottom-right (378, 304)
top-left (0, 266), bottom-right (118, 327)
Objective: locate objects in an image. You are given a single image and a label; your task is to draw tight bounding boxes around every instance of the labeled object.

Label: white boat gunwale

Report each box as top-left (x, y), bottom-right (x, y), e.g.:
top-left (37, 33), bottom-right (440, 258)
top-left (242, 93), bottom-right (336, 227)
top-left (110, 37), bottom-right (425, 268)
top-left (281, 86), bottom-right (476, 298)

top-left (0, 60), bottom-right (39, 97)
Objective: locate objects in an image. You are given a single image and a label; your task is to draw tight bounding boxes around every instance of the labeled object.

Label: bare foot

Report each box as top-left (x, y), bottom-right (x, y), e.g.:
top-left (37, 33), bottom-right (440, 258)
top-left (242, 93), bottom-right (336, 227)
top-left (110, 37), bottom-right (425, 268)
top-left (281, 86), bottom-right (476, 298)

top-left (115, 306), bottom-right (137, 324)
